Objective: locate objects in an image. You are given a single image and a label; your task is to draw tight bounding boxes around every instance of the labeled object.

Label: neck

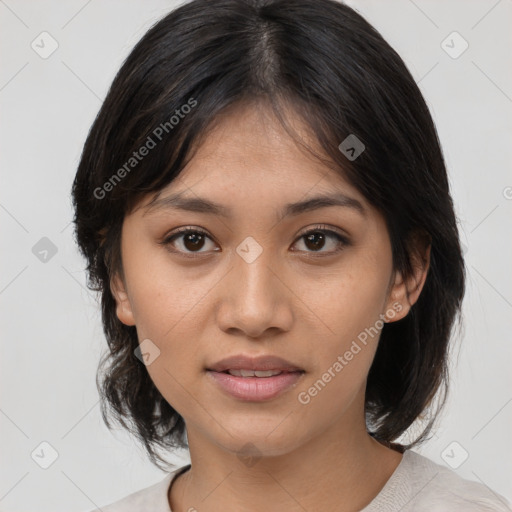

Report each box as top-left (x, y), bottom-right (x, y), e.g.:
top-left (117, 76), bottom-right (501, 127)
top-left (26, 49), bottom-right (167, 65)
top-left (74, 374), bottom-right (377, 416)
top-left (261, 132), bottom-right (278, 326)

top-left (169, 413), bottom-right (402, 512)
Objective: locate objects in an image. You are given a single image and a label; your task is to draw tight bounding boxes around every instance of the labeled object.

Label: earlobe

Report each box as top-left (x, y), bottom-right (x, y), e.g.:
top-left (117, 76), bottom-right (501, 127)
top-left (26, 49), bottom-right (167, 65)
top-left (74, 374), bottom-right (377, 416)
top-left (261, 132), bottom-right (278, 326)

top-left (384, 271), bottom-right (409, 322)
top-left (110, 273), bottom-right (136, 326)
top-left (384, 239), bottom-right (431, 323)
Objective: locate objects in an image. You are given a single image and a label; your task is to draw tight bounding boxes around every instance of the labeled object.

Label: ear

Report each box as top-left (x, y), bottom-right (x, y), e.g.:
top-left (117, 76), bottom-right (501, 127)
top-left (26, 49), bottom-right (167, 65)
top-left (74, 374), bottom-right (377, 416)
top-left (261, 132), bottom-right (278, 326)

top-left (384, 232), bottom-right (431, 323)
top-left (110, 272), bottom-right (136, 326)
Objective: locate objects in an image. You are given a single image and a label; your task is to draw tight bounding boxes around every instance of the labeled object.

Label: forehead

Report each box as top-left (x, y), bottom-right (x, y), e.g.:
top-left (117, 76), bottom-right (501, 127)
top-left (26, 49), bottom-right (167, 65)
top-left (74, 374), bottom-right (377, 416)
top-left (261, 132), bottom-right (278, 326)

top-left (142, 102), bottom-right (368, 213)
top-left (185, 101), bottom-right (328, 174)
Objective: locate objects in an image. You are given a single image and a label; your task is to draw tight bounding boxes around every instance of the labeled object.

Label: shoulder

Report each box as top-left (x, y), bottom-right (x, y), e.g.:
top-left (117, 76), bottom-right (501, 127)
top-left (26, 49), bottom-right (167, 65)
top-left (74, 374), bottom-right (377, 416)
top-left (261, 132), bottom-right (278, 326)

top-left (381, 450), bottom-right (512, 512)
top-left (83, 464), bottom-right (189, 512)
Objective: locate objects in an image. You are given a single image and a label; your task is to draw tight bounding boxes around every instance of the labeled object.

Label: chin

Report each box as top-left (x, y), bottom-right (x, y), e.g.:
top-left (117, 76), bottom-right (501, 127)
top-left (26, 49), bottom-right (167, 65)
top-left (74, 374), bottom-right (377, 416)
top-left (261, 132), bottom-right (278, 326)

top-left (211, 421), bottom-right (305, 459)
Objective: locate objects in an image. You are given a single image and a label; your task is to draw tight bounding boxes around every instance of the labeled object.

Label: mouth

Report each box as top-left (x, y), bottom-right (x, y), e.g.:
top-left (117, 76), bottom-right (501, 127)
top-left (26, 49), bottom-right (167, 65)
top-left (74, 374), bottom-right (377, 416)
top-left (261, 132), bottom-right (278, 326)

top-left (211, 368), bottom-right (304, 377)
top-left (206, 354), bottom-right (304, 374)
top-left (206, 369), bottom-right (305, 401)
top-left (205, 354), bottom-right (305, 401)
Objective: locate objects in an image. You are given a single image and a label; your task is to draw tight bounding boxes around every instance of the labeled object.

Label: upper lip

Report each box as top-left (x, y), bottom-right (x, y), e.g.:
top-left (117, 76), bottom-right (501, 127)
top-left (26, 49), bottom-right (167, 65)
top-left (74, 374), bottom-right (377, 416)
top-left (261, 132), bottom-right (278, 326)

top-left (207, 355), bottom-right (304, 373)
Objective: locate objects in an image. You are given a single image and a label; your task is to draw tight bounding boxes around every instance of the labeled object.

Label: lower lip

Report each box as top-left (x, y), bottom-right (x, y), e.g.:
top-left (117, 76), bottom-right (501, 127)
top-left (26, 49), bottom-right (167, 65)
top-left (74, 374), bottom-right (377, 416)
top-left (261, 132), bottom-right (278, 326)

top-left (206, 370), bottom-right (304, 401)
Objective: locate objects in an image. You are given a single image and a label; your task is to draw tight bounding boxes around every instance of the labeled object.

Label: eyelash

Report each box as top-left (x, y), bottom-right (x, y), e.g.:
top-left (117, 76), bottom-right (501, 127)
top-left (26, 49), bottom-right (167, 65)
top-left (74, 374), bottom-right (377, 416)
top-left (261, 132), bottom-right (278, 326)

top-left (158, 224), bottom-right (351, 259)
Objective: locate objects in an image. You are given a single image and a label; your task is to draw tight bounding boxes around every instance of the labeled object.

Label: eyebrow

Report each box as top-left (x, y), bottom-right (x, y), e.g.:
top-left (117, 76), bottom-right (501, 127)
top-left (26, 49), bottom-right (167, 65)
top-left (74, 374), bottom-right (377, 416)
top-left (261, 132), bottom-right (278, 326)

top-left (143, 190), bottom-right (367, 220)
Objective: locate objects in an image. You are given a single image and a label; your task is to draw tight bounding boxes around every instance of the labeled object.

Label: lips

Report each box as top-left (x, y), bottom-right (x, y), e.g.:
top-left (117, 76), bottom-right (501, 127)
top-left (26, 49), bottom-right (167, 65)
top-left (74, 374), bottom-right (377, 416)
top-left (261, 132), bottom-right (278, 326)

top-left (207, 370), bottom-right (305, 401)
top-left (206, 354), bottom-right (305, 400)
top-left (206, 354), bottom-right (304, 374)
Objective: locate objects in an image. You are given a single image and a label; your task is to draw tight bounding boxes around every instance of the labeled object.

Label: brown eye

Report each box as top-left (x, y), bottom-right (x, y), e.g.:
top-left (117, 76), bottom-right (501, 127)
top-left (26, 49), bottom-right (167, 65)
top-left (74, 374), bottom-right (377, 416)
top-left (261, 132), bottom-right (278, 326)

top-left (160, 227), bottom-right (218, 257)
top-left (181, 231), bottom-right (206, 251)
top-left (304, 232), bottom-right (327, 251)
top-left (292, 227), bottom-right (350, 255)
top-left (159, 225), bottom-right (350, 259)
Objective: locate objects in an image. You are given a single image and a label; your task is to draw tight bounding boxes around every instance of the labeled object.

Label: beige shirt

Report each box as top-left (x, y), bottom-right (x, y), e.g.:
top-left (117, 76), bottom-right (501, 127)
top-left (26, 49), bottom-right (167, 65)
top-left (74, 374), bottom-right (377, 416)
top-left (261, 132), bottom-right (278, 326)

top-left (88, 450), bottom-right (512, 512)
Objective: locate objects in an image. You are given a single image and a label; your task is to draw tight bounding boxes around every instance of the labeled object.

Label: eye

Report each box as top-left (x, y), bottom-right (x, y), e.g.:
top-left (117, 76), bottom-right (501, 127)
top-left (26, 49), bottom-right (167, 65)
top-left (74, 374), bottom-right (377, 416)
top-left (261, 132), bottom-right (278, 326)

top-left (291, 225), bottom-right (350, 255)
top-left (159, 224), bottom-right (350, 259)
top-left (159, 227), bottom-right (218, 258)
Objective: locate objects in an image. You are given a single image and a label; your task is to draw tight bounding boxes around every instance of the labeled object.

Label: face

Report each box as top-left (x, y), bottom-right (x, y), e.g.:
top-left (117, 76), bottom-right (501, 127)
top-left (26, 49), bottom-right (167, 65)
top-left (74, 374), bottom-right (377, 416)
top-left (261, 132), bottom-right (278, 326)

top-left (111, 102), bottom-right (427, 460)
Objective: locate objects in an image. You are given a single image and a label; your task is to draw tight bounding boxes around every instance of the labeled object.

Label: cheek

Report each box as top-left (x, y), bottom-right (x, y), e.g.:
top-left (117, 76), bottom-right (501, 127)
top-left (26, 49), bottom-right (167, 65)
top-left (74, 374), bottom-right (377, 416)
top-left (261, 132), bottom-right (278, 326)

top-left (120, 248), bottom-right (215, 388)
top-left (298, 248), bottom-right (391, 390)
top-left (121, 236), bottom-right (205, 336)
top-left (299, 257), bottom-right (390, 344)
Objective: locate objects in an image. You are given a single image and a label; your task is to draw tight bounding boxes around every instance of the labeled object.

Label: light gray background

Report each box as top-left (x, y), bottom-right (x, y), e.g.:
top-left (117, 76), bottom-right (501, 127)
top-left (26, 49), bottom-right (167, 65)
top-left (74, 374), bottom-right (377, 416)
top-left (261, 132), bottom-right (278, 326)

top-left (1, 0), bottom-right (511, 510)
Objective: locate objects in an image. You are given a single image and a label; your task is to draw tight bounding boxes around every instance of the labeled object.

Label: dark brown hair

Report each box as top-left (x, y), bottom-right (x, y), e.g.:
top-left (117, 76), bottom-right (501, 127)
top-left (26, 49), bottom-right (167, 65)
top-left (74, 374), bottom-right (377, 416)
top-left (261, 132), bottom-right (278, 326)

top-left (71, 0), bottom-right (466, 470)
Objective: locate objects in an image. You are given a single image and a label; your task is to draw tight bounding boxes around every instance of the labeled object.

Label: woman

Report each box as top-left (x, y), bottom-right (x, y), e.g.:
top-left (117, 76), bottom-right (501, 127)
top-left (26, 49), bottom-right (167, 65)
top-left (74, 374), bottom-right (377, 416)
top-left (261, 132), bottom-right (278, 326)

top-left (71, 0), bottom-right (511, 510)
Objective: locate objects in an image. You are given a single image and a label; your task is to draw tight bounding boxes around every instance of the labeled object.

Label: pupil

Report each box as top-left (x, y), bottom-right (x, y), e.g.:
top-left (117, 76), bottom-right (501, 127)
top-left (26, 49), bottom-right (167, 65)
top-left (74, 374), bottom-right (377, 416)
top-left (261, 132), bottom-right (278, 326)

top-left (305, 232), bottom-right (325, 251)
top-left (184, 233), bottom-right (204, 251)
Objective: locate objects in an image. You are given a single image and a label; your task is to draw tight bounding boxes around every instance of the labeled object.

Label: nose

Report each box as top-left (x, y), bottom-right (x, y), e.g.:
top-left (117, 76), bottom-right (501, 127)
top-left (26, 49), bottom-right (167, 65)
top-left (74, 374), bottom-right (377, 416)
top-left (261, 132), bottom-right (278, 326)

top-left (215, 247), bottom-right (294, 339)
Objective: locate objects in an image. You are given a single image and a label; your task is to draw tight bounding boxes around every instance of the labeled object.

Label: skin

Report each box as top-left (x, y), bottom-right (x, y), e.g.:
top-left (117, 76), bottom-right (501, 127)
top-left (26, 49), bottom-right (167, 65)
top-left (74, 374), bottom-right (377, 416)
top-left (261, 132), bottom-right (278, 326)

top-left (110, 101), bottom-right (430, 512)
